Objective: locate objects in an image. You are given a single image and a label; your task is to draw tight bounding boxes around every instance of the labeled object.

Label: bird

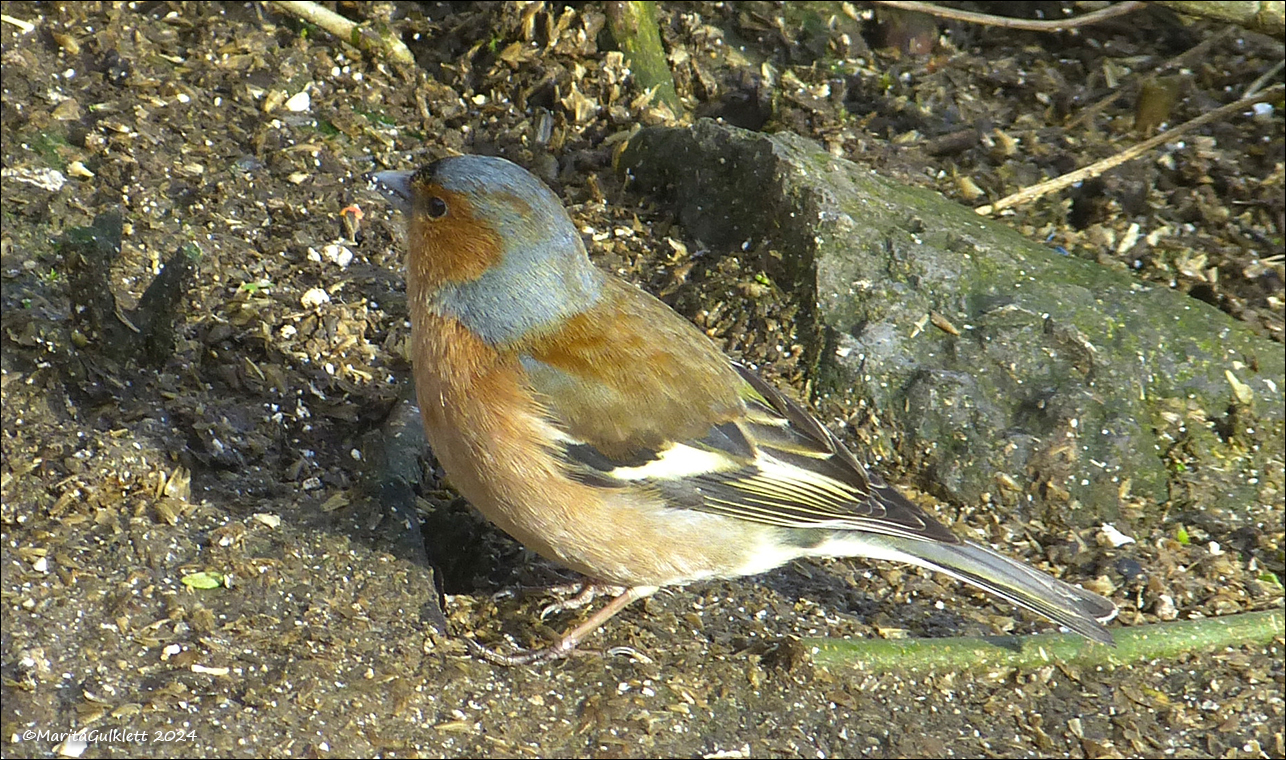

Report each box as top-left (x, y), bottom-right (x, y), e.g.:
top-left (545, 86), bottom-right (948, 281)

top-left (367, 154), bottom-right (1118, 664)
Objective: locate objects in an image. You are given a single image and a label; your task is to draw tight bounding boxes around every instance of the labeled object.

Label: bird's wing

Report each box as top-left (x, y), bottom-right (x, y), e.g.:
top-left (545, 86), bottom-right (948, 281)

top-left (690, 362), bottom-right (960, 543)
top-left (517, 279), bottom-right (957, 544)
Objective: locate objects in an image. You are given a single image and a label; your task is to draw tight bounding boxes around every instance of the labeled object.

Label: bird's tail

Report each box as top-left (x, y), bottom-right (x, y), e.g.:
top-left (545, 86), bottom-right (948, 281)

top-left (827, 534), bottom-right (1119, 644)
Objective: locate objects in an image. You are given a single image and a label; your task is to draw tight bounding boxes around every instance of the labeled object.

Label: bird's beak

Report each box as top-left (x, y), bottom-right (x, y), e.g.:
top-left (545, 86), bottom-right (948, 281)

top-left (366, 170), bottom-right (415, 212)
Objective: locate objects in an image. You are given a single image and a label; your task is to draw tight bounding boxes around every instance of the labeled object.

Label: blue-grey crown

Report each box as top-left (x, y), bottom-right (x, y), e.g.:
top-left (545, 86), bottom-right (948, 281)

top-left (427, 156), bottom-right (604, 345)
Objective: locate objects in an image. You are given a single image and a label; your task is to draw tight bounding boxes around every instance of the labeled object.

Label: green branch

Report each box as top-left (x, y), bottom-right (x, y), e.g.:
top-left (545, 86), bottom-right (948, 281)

top-left (806, 608), bottom-right (1285, 672)
top-left (606, 1), bottom-right (684, 118)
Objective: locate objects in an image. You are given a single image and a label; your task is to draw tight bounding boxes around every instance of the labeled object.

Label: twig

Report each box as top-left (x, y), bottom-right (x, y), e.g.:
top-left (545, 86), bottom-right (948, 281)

top-left (271, 0), bottom-right (415, 67)
top-left (807, 608), bottom-right (1284, 673)
top-left (871, 0), bottom-right (1147, 32)
top-left (977, 83), bottom-right (1285, 216)
top-left (1, 13), bottom-right (36, 33)
top-left (1245, 59), bottom-right (1285, 100)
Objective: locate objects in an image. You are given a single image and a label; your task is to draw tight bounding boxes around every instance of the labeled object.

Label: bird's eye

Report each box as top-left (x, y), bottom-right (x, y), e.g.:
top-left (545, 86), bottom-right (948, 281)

top-left (427, 196), bottom-right (448, 218)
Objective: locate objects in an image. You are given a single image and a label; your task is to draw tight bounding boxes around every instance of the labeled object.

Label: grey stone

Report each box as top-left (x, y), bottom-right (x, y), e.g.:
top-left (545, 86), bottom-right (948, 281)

top-left (620, 120), bottom-right (1283, 526)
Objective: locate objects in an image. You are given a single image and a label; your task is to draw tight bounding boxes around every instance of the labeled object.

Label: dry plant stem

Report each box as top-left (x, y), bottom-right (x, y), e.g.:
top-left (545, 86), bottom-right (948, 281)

top-left (977, 83), bottom-right (1285, 215)
top-left (1, 13), bottom-right (36, 32)
top-left (808, 608), bottom-right (1285, 673)
top-left (872, 0), bottom-right (1147, 31)
top-left (467, 586), bottom-right (657, 666)
top-left (1245, 59), bottom-right (1285, 99)
top-left (271, 0), bottom-right (415, 66)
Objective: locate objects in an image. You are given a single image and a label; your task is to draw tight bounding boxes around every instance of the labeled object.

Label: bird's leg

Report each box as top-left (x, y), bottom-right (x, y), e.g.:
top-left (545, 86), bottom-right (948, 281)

top-left (466, 585), bottom-right (657, 666)
top-left (489, 570), bottom-right (584, 602)
top-left (491, 576), bottom-right (623, 616)
top-left (540, 581), bottom-right (626, 619)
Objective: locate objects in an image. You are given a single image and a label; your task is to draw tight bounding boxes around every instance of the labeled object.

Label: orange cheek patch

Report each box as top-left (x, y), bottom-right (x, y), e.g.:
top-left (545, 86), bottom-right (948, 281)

top-left (406, 187), bottom-right (506, 288)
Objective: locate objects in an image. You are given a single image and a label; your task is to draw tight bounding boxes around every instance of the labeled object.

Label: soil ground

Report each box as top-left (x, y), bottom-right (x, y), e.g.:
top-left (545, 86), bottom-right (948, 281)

top-left (2, 3), bottom-right (1282, 757)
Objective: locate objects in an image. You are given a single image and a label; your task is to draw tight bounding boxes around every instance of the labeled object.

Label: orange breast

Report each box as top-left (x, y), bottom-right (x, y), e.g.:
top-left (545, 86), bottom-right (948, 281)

top-left (409, 313), bottom-right (768, 587)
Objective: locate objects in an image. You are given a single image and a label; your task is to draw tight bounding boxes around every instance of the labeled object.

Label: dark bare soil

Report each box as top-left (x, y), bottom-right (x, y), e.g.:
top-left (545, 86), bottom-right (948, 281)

top-left (2, 2), bottom-right (1282, 758)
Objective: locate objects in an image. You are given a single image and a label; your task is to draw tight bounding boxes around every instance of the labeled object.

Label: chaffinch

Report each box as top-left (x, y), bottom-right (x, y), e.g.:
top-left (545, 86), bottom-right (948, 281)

top-left (368, 155), bottom-right (1117, 664)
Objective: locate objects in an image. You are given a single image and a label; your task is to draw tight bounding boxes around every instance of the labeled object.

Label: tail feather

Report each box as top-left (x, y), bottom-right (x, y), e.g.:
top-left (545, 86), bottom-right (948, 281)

top-left (822, 534), bottom-right (1118, 644)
